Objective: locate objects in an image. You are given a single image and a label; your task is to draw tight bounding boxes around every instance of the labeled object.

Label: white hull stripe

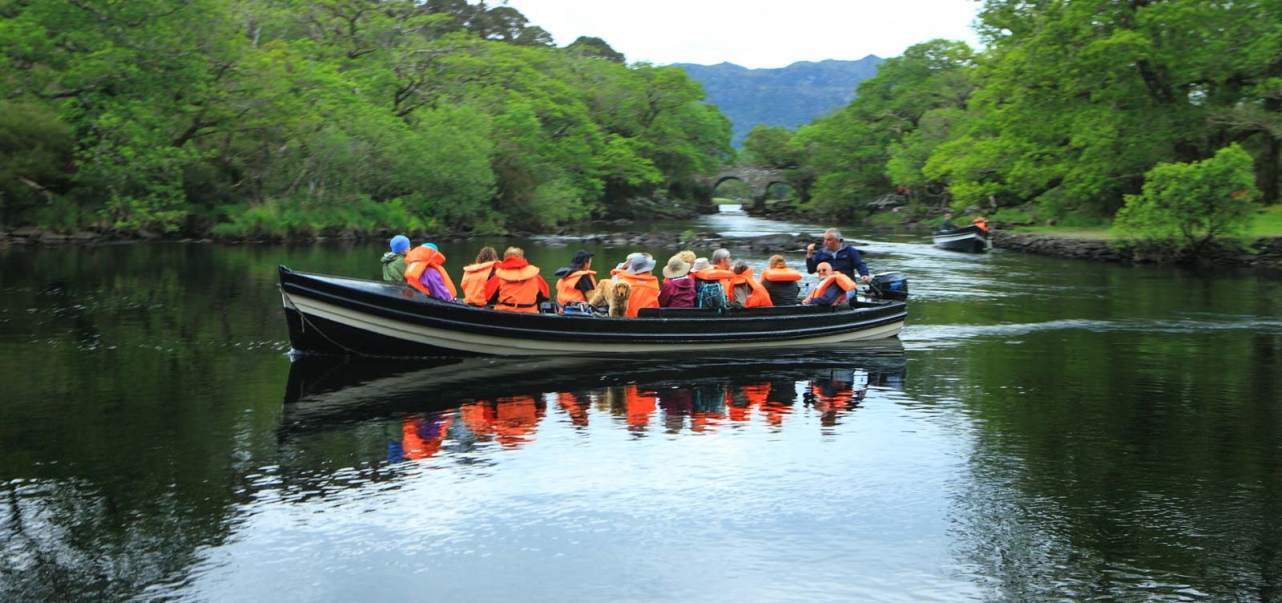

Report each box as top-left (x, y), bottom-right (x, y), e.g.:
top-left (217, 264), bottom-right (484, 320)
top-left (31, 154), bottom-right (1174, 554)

top-left (286, 294), bottom-right (903, 356)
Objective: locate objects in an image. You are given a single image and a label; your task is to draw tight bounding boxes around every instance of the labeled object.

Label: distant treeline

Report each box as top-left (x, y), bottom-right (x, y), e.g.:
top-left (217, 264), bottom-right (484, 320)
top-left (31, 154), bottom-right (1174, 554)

top-left (742, 0), bottom-right (1281, 230)
top-left (0, 0), bottom-right (732, 236)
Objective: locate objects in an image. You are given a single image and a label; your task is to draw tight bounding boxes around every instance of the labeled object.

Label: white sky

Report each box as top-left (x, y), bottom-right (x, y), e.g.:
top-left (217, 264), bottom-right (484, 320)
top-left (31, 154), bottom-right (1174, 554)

top-left (502, 0), bottom-right (983, 69)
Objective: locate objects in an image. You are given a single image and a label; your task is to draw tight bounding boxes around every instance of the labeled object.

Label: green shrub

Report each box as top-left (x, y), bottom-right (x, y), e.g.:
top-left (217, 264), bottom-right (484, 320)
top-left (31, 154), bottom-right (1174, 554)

top-left (1112, 145), bottom-right (1259, 258)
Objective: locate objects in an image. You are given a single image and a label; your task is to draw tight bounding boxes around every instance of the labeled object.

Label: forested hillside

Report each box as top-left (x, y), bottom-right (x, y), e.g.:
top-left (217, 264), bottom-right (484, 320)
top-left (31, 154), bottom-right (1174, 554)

top-left (747, 0), bottom-right (1280, 256)
top-left (0, 0), bottom-right (733, 237)
top-left (675, 57), bottom-right (883, 146)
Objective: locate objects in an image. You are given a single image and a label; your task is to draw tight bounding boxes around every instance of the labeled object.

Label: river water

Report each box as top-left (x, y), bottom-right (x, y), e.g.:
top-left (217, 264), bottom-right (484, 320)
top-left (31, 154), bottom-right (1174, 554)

top-left (2, 207), bottom-right (1281, 602)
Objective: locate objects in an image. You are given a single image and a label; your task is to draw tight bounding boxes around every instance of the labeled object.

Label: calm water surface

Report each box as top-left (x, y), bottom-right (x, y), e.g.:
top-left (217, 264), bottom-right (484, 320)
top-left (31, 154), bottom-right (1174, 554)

top-left (2, 208), bottom-right (1281, 602)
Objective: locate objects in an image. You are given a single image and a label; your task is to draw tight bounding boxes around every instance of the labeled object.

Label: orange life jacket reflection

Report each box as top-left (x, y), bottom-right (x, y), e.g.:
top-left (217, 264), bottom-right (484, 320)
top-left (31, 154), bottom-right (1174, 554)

top-left (401, 415), bottom-right (452, 460)
top-left (805, 273), bottom-right (859, 302)
top-left (616, 272), bottom-right (660, 317)
top-left (555, 270), bottom-right (597, 305)
top-left (624, 385), bottom-right (657, 430)
top-left (404, 246), bottom-right (458, 298)
top-left (731, 267), bottom-right (773, 308)
top-left (461, 396), bottom-right (545, 449)
top-left (556, 392), bottom-right (589, 427)
top-left (459, 260), bottom-right (497, 306)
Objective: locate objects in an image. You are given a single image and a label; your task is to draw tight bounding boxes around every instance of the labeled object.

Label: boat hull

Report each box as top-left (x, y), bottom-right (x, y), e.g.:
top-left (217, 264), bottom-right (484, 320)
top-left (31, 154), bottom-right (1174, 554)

top-left (279, 267), bottom-right (905, 357)
top-left (932, 226), bottom-right (991, 253)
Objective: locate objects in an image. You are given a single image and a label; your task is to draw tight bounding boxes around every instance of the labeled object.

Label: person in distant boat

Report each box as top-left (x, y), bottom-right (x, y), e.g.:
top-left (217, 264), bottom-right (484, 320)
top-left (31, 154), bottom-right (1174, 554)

top-left (940, 212), bottom-right (956, 231)
top-left (803, 262), bottom-right (858, 307)
top-left (729, 261), bottom-right (773, 309)
top-left (805, 228), bottom-right (871, 300)
top-left (382, 235), bottom-right (410, 283)
top-left (759, 254), bottom-right (803, 306)
top-left (459, 246), bottom-right (499, 306)
top-left (972, 216), bottom-right (989, 232)
top-left (485, 246), bottom-right (550, 313)
top-left (554, 250), bottom-right (598, 308)
top-left (404, 242), bottom-right (457, 301)
top-left (658, 255), bottom-right (695, 308)
top-left (615, 254), bottom-right (661, 317)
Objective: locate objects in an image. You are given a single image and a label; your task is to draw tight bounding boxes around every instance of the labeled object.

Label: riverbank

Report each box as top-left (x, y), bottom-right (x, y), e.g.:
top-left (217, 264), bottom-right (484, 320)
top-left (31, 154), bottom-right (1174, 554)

top-left (993, 230), bottom-right (1282, 270)
top-left (0, 225), bottom-right (825, 255)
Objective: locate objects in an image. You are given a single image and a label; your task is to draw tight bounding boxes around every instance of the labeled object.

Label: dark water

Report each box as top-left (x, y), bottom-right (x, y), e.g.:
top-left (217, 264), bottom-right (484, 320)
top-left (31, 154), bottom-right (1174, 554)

top-left (2, 208), bottom-right (1281, 602)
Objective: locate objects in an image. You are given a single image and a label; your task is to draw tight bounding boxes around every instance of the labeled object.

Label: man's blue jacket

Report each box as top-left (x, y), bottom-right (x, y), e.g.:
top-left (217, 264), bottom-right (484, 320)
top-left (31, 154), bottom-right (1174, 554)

top-left (806, 244), bottom-right (869, 280)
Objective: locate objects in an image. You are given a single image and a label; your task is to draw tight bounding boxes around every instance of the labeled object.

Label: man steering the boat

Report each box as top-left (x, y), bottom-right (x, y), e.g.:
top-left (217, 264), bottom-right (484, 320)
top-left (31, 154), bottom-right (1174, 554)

top-left (806, 228), bottom-right (871, 302)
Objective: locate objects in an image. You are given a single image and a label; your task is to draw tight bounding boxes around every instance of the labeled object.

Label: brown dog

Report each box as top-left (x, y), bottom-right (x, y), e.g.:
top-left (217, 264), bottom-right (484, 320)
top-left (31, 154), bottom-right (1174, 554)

top-left (588, 280), bottom-right (631, 317)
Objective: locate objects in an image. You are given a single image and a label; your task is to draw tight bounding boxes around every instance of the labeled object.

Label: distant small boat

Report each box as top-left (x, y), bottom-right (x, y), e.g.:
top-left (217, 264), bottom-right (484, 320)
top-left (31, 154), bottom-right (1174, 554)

top-left (278, 266), bottom-right (907, 357)
top-left (932, 225), bottom-right (991, 253)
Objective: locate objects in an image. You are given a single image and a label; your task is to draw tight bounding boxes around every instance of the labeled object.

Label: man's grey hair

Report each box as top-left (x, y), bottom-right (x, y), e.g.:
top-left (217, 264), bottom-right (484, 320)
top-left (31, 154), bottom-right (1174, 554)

top-left (824, 228), bottom-right (843, 240)
top-left (712, 248), bottom-right (731, 263)
top-left (733, 260), bottom-right (750, 274)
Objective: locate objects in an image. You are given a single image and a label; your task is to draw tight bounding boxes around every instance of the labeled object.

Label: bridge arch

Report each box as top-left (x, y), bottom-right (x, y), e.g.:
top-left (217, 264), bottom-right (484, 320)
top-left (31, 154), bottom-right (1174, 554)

top-left (695, 166), bottom-right (795, 211)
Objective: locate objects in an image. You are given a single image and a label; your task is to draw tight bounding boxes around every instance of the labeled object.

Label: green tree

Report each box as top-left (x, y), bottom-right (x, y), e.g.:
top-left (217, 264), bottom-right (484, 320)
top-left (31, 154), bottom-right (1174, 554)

top-left (1113, 144), bottom-right (1259, 255)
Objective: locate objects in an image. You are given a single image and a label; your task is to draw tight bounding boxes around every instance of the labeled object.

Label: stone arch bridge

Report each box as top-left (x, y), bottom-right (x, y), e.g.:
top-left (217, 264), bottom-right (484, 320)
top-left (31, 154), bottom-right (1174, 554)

top-left (695, 166), bottom-right (797, 210)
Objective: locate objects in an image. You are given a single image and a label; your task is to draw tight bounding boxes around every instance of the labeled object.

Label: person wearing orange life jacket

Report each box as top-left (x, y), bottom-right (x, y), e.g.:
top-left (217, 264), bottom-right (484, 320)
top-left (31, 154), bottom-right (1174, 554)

top-left (759, 254), bottom-right (803, 306)
top-left (459, 246), bottom-right (499, 306)
top-left (729, 261), bottom-right (773, 309)
top-left (484, 246), bottom-right (550, 313)
top-left (615, 254), bottom-right (661, 317)
top-left (553, 249), bottom-right (597, 308)
top-left (803, 262), bottom-right (859, 306)
top-left (692, 249), bottom-right (735, 297)
top-left (404, 243), bottom-right (457, 301)
top-left (972, 216), bottom-right (989, 232)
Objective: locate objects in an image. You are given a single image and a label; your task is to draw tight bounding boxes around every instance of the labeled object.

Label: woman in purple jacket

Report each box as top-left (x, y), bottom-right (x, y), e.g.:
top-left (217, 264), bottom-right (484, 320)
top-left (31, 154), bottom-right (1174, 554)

top-left (658, 255), bottom-right (696, 308)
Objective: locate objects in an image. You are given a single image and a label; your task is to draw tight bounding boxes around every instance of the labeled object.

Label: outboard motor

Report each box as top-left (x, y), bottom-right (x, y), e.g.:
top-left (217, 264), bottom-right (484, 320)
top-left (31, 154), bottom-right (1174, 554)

top-left (869, 271), bottom-right (908, 300)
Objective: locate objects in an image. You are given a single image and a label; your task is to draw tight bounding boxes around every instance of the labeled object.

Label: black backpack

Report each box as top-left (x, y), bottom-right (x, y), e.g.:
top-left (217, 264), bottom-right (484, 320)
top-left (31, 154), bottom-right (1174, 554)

top-left (696, 281), bottom-right (727, 309)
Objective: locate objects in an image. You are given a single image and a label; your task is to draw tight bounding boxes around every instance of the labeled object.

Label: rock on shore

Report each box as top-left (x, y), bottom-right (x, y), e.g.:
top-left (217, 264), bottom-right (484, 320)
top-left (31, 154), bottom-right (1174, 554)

top-left (992, 230), bottom-right (1282, 270)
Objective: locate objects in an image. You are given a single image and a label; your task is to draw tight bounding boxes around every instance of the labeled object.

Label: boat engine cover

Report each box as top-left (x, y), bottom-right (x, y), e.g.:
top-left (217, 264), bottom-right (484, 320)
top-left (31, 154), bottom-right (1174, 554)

top-left (870, 272), bottom-right (908, 300)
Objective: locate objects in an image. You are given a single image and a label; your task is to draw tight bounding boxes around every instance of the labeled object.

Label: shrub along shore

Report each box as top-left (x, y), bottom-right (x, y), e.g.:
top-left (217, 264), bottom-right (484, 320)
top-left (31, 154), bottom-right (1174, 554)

top-left (7, 220), bottom-right (1282, 273)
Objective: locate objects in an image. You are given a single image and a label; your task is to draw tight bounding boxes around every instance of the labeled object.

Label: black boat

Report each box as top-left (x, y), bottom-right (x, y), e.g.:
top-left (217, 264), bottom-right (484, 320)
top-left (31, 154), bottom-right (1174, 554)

top-left (278, 266), bottom-right (907, 357)
top-left (931, 225), bottom-right (991, 253)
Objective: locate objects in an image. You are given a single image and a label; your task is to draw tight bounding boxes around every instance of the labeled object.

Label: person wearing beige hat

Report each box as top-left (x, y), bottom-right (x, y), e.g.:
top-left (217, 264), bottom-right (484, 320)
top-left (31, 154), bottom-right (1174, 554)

top-left (659, 255), bottom-right (696, 308)
top-left (615, 254), bottom-right (660, 317)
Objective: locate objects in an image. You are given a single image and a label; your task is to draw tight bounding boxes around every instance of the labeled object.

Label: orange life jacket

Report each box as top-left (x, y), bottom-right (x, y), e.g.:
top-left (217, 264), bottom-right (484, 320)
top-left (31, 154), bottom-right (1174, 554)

top-left (973, 217), bottom-right (989, 232)
top-left (760, 268), bottom-right (803, 283)
top-left (459, 260), bottom-right (497, 306)
top-left (731, 267), bottom-right (774, 308)
top-left (806, 273), bottom-right (859, 303)
top-left (616, 272), bottom-right (660, 317)
top-left (692, 267), bottom-right (735, 299)
top-left (484, 258), bottom-right (549, 313)
top-left (555, 270), bottom-right (597, 305)
top-left (404, 246), bottom-right (458, 299)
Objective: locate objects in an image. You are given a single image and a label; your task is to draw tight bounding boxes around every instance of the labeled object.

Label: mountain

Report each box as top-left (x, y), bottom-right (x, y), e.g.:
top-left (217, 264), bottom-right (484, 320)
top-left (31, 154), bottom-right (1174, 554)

top-left (674, 56), bottom-right (885, 147)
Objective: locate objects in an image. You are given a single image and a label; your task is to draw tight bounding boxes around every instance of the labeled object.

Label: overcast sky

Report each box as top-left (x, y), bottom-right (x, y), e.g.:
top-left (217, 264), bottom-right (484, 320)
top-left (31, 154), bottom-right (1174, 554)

top-left (502, 0), bottom-right (983, 69)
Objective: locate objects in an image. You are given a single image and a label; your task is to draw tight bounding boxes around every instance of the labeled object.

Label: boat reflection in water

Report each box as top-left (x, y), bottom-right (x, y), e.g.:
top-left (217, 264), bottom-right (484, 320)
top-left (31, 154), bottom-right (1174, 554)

top-left (282, 341), bottom-right (907, 461)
